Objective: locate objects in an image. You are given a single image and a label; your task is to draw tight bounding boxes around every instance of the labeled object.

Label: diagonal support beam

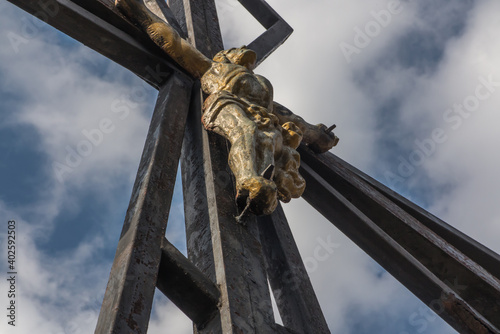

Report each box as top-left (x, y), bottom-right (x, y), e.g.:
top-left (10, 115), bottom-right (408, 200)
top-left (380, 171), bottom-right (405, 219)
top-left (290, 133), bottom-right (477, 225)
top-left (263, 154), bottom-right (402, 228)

top-left (339, 157), bottom-right (500, 280)
top-left (95, 72), bottom-right (192, 334)
top-left (236, 0), bottom-right (282, 28)
top-left (299, 145), bottom-right (500, 334)
top-left (273, 324), bottom-right (301, 334)
top-left (156, 238), bottom-right (220, 328)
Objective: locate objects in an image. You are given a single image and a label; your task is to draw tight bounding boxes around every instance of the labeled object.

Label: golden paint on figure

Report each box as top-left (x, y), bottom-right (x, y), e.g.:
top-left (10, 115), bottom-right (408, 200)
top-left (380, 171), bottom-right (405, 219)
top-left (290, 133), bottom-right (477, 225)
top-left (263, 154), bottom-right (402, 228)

top-left (116, 0), bottom-right (339, 216)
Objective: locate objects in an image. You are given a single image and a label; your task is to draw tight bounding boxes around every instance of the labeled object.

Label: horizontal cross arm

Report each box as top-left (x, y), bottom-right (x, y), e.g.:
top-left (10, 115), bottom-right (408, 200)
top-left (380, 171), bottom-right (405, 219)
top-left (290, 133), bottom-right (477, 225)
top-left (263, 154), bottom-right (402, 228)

top-left (299, 145), bottom-right (500, 334)
top-left (343, 156), bottom-right (500, 279)
top-left (157, 238), bottom-right (221, 328)
top-left (6, 0), bottom-right (185, 88)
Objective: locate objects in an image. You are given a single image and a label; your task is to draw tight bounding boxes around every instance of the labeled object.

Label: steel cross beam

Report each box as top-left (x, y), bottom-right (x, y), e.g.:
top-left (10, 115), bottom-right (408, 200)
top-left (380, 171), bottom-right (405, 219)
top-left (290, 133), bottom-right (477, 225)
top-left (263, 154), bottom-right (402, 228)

top-left (299, 145), bottom-right (500, 334)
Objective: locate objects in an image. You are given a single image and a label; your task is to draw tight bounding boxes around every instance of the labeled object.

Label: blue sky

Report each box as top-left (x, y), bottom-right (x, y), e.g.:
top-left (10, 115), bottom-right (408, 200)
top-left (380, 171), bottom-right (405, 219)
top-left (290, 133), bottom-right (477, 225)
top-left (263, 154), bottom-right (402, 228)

top-left (1, 0), bottom-right (500, 333)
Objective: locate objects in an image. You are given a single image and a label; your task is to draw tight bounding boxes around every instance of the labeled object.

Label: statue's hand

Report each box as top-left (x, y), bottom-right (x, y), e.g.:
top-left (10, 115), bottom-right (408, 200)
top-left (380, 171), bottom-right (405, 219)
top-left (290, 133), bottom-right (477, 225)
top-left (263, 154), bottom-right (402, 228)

top-left (306, 124), bottom-right (339, 154)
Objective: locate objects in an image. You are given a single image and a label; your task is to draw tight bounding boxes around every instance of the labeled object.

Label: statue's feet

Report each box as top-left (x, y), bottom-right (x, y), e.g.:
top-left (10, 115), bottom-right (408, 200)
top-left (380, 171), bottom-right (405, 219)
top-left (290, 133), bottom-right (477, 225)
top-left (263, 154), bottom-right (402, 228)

top-left (236, 176), bottom-right (278, 216)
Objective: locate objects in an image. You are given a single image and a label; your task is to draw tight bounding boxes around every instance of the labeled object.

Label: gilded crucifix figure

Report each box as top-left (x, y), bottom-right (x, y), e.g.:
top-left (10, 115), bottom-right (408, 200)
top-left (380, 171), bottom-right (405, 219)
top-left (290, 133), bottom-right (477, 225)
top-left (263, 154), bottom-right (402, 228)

top-left (116, 0), bottom-right (339, 216)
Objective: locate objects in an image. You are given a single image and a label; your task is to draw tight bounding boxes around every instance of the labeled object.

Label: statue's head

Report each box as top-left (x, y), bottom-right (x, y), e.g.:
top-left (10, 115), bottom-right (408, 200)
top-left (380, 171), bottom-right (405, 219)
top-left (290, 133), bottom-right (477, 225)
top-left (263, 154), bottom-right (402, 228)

top-left (213, 46), bottom-right (257, 70)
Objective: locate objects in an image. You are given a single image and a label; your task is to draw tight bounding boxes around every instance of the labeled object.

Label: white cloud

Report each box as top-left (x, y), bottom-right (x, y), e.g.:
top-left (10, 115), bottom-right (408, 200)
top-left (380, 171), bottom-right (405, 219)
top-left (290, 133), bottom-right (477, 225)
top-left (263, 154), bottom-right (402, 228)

top-left (378, 0), bottom-right (500, 252)
top-left (148, 299), bottom-right (192, 334)
top-left (0, 203), bottom-right (108, 334)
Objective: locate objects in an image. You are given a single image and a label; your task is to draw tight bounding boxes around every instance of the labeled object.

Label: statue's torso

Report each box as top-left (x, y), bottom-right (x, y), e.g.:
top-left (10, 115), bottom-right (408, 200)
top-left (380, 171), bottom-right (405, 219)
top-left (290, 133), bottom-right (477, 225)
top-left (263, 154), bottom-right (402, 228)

top-left (201, 62), bottom-right (273, 110)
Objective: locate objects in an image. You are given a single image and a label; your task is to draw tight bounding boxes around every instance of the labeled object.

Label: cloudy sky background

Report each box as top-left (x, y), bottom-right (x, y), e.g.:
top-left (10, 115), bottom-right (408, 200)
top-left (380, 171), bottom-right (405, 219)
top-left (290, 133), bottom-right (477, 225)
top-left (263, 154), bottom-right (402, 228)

top-left (1, 0), bottom-right (499, 333)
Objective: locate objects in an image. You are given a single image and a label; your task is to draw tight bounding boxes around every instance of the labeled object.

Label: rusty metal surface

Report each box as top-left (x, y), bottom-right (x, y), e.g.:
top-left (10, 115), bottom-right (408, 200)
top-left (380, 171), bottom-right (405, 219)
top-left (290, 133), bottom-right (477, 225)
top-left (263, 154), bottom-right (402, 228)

top-left (94, 73), bottom-right (192, 334)
top-left (272, 323), bottom-right (301, 334)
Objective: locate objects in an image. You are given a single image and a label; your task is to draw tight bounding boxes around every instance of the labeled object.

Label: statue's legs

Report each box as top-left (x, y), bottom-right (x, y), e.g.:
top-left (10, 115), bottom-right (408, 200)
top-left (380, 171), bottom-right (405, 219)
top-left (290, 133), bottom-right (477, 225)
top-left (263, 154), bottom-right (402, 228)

top-left (206, 103), bottom-right (306, 216)
top-left (274, 122), bottom-right (305, 203)
top-left (208, 104), bottom-right (279, 216)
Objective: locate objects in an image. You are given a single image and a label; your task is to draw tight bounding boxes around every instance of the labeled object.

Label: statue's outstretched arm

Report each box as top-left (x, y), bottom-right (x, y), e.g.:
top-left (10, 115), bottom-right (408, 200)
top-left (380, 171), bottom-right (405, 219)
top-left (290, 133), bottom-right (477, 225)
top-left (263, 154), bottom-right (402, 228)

top-left (116, 0), bottom-right (212, 78)
top-left (273, 102), bottom-right (339, 153)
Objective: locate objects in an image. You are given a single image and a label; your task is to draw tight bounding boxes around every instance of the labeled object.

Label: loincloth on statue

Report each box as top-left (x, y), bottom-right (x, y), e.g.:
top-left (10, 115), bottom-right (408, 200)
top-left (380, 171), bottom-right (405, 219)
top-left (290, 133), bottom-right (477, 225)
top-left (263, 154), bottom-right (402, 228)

top-left (202, 91), bottom-right (306, 202)
top-left (202, 91), bottom-right (279, 132)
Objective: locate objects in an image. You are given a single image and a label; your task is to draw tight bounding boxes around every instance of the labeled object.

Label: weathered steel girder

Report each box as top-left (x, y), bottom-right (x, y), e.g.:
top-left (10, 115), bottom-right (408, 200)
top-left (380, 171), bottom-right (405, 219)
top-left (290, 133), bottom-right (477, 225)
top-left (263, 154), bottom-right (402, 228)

top-left (299, 145), bottom-right (500, 334)
top-left (93, 72), bottom-right (192, 333)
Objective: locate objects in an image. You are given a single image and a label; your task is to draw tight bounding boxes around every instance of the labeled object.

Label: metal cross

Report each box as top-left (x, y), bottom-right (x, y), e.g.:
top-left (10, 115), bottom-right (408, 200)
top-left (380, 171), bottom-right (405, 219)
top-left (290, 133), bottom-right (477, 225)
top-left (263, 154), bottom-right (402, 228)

top-left (5, 1), bottom-right (500, 333)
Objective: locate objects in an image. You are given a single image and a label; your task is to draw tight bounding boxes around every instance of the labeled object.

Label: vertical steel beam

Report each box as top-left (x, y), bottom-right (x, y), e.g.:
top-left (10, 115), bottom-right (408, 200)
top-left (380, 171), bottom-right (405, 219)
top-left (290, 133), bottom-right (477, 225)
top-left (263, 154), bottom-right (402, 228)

top-left (181, 84), bottom-right (224, 333)
top-left (257, 205), bottom-right (331, 334)
top-left (95, 73), bottom-right (192, 334)
top-left (172, 0), bottom-right (276, 332)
